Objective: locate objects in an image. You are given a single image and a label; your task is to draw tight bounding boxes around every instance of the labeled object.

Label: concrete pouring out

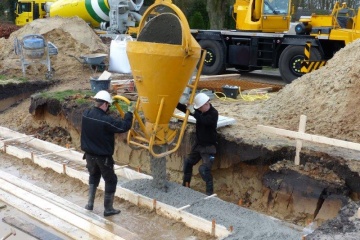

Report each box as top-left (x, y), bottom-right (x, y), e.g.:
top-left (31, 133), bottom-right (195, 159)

top-left (0, 15), bottom-right (360, 239)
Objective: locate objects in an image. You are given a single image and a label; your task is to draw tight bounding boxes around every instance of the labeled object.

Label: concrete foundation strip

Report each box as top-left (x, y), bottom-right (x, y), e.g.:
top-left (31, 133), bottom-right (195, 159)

top-left (177, 194), bottom-right (218, 211)
top-left (0, 126), bottom-right (230, 239)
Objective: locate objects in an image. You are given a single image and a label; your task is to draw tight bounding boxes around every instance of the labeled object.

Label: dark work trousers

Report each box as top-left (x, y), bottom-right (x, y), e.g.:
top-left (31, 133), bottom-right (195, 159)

top-left (85, 154), bottom-right (118, 193)
top-left (183, 144), bottom-right (216, 195)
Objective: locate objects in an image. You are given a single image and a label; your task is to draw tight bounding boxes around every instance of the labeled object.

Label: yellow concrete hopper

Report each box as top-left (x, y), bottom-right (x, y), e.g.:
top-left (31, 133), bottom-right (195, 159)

top-left (126, 0), bottom-right (205, 157)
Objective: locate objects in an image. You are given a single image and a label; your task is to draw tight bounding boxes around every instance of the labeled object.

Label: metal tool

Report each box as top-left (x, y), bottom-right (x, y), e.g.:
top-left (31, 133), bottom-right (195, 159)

top-left (68, 53), bottom-right (107, 73)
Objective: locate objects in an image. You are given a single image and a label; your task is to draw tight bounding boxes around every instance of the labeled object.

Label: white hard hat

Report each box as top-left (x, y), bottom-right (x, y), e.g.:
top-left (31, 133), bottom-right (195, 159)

top-left (193, 93), bottom-right (210, 109)
top-left (94, 90), bottom-right (112, 104)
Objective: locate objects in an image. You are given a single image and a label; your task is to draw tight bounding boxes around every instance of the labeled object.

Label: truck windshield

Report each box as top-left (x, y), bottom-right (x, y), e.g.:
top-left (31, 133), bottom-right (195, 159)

top-left (263, 0), bottom-right (289, 15)
top-left (17, 3), bottom-right (32, 14)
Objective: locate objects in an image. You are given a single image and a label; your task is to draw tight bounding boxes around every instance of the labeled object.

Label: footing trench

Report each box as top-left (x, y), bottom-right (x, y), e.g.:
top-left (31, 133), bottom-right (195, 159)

top-left (0, 126), bottom-right (302, 239)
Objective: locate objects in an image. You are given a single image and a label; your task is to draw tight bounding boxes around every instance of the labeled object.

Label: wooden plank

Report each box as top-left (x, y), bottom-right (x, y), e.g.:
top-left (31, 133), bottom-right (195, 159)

top-left (0, 189), bottom-right (96, 240)
top-left (241, 87), bottom-right (273, 94)
top-left (0, 179), bottom-right (126, 240)
top-left (0, 170), bottom-right (139, 240)
top-left (295, 115), bottom-right (307, 165)
top-left (257, 124), bottom-right (360, 153)
top-left (3, 217), bottom-right (63, 240)
top-left (191, 74), bottom-right (240, 81)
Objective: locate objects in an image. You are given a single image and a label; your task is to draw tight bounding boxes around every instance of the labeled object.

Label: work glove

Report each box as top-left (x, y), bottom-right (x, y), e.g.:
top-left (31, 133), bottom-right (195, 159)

top-left (179, 93), bottom-right (189, 105)
top-left (127, 101), bottom-right (135, 113)
top-left (187, 104), bottom-right (195, 114)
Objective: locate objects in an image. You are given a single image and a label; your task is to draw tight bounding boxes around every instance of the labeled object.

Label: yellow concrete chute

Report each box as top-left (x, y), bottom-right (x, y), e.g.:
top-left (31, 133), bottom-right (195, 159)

top-left (126, 0), bottom-right (205, 158)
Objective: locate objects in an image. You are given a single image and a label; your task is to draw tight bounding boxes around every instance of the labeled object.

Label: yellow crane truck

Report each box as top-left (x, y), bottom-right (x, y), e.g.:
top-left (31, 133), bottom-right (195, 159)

top-left (15, 0), bottom-right (360, 83)
top-left (192, 0), bottom-right (360, 83)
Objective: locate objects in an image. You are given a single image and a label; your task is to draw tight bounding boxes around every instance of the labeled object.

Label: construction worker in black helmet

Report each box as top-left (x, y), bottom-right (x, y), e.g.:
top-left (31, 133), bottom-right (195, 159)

top-left (81, 90), bottom-right (134, 216)
top-left (177, 92), bottom-right (219, 195)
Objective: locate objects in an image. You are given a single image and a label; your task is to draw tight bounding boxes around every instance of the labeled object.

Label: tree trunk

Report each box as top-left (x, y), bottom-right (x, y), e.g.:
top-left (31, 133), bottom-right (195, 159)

top-left (206, 0), bottom-right (228, 29)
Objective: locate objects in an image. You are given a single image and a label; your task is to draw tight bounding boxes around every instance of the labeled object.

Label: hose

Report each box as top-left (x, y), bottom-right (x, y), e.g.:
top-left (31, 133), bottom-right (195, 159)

top-left (210, 87), bottom-right (270, 102)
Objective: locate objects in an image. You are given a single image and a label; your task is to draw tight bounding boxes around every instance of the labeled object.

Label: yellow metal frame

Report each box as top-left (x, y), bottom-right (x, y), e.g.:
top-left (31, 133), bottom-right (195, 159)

top-left (127, 50), bottom-right (206, 158)
top-left (124, 0), bottom-right (205, 158)
top-left (112, 95), bottom-right (130, 118)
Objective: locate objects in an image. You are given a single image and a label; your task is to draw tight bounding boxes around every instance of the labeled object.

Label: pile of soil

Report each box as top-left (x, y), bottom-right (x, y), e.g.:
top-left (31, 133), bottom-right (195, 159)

top-left (263, 41), bottom-right (360, 143)
top-left (0, 16), bottom-right (107, 84)
top-left (0, 22), bottom-right (20, 39)
top-left (215, 39), bottom-right (360, 149)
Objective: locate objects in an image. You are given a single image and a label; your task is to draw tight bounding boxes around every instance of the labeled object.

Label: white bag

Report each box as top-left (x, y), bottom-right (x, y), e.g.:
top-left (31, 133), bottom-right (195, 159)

top-left (108, 35), bottom-right (132, 74)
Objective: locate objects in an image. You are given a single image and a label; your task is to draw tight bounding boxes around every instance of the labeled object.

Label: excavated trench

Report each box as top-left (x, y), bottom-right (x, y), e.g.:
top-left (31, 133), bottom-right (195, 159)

top-left (1, 80), bottom-right (359, 238)
top-left (0, 80), bottom-right (53, 112)
top-left (23, 90), bottom-right (360, 229)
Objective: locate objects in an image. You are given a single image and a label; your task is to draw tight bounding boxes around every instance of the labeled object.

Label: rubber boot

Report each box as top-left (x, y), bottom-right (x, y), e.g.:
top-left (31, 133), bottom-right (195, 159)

top-left (85, 184), bottom-right (96, 210)
top-left (103, 192), bottom-right (121, 217)
top-left (205, 180), bottom-right (214, 196)
top-left (182, 179), bottom-right (190, 188)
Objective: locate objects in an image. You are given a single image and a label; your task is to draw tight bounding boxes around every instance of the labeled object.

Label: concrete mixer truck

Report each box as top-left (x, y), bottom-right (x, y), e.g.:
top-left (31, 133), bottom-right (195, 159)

top-left (15, 0), bottom-right (143, 34)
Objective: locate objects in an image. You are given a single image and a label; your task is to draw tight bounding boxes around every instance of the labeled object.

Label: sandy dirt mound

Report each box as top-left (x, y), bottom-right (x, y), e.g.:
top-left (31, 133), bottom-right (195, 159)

top-left (263, 40), bottom-right (360, 142)
top-left (213, 39), bottom-right (360, 147)
top-left (0, 16), bottom-right (108, 83)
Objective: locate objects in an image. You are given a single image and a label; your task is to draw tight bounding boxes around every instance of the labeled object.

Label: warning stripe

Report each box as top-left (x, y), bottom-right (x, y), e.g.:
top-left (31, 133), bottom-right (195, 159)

top-left (85, 0), bottom-right (110, 23)
top-left (301, 42), bottom-right (326, 73)
top-left (304, 43), bottom-right (311, 61)
top-left (301, 60), bottom-right (326, 73)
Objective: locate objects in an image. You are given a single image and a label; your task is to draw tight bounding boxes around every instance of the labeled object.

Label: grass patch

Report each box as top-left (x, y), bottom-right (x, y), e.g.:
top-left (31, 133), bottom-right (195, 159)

top-left (0, 75), bottom-right (28, 83)
top-left (41, 90), bottom-right (93, 102)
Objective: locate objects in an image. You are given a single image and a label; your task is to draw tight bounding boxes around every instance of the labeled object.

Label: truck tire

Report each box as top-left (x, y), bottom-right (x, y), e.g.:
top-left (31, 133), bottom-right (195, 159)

top-left (279, 45), bottom-right (321, 83)
top-left (198, 40), bottom-right (226, 75)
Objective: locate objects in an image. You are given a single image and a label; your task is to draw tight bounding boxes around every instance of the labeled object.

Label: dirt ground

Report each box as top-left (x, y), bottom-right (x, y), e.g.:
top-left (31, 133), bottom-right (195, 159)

top-left (1, 17), bottom-right (360, 238)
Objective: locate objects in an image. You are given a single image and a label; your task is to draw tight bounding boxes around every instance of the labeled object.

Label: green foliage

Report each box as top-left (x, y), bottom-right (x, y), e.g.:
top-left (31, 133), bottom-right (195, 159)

top-left (189, 11), bottom-right (206, 29)
top-left (0, 0), bottom-right (17, 21)
top-left (187, 0), bottom-right (209, 29)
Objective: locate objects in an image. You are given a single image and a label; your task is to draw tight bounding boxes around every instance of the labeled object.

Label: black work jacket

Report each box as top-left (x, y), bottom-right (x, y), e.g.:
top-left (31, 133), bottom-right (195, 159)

top-left (81, 107), bottom-right (133, 156)
top-left (177, 103), bottom-right (218, 146)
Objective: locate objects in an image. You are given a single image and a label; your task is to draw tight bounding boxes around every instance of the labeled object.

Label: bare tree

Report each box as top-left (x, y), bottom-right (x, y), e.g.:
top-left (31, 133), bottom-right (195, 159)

top-left (206, 0), bottom-right (228, 29)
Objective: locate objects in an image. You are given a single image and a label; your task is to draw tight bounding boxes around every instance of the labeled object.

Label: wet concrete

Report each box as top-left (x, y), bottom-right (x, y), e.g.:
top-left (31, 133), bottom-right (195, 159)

top-left (122, 179), bottom-right (302, 239)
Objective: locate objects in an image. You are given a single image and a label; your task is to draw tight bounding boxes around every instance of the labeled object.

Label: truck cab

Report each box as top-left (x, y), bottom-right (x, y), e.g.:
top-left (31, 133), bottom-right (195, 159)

top-left (15, 0), bottom-right (56, 26)
top-left (234, 0), bottom-right (292, 32)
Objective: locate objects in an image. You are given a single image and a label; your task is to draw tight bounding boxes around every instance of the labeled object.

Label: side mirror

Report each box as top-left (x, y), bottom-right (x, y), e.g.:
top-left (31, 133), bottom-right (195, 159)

top-left (229, 5), bottom-right (234, 16)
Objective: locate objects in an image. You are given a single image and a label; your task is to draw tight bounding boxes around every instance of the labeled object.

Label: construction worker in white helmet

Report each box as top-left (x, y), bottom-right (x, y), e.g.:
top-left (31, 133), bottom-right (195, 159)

top-left (80, 90), bottom-right (134, 216)
top-left (176, 92), bottom-right (219, 195)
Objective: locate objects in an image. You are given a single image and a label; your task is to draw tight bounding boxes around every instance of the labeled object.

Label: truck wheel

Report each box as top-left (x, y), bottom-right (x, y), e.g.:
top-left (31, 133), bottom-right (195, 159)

top-left (279, 45), bottom-right (321, 83)
top-left (198, 40), bottom-right (226, 75)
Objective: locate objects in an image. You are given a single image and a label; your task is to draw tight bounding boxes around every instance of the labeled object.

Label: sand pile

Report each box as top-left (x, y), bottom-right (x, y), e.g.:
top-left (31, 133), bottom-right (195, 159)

top-left (0, 16), bottom-right (108, 81)
top-left (261, 39), bottom-right (360, 143)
